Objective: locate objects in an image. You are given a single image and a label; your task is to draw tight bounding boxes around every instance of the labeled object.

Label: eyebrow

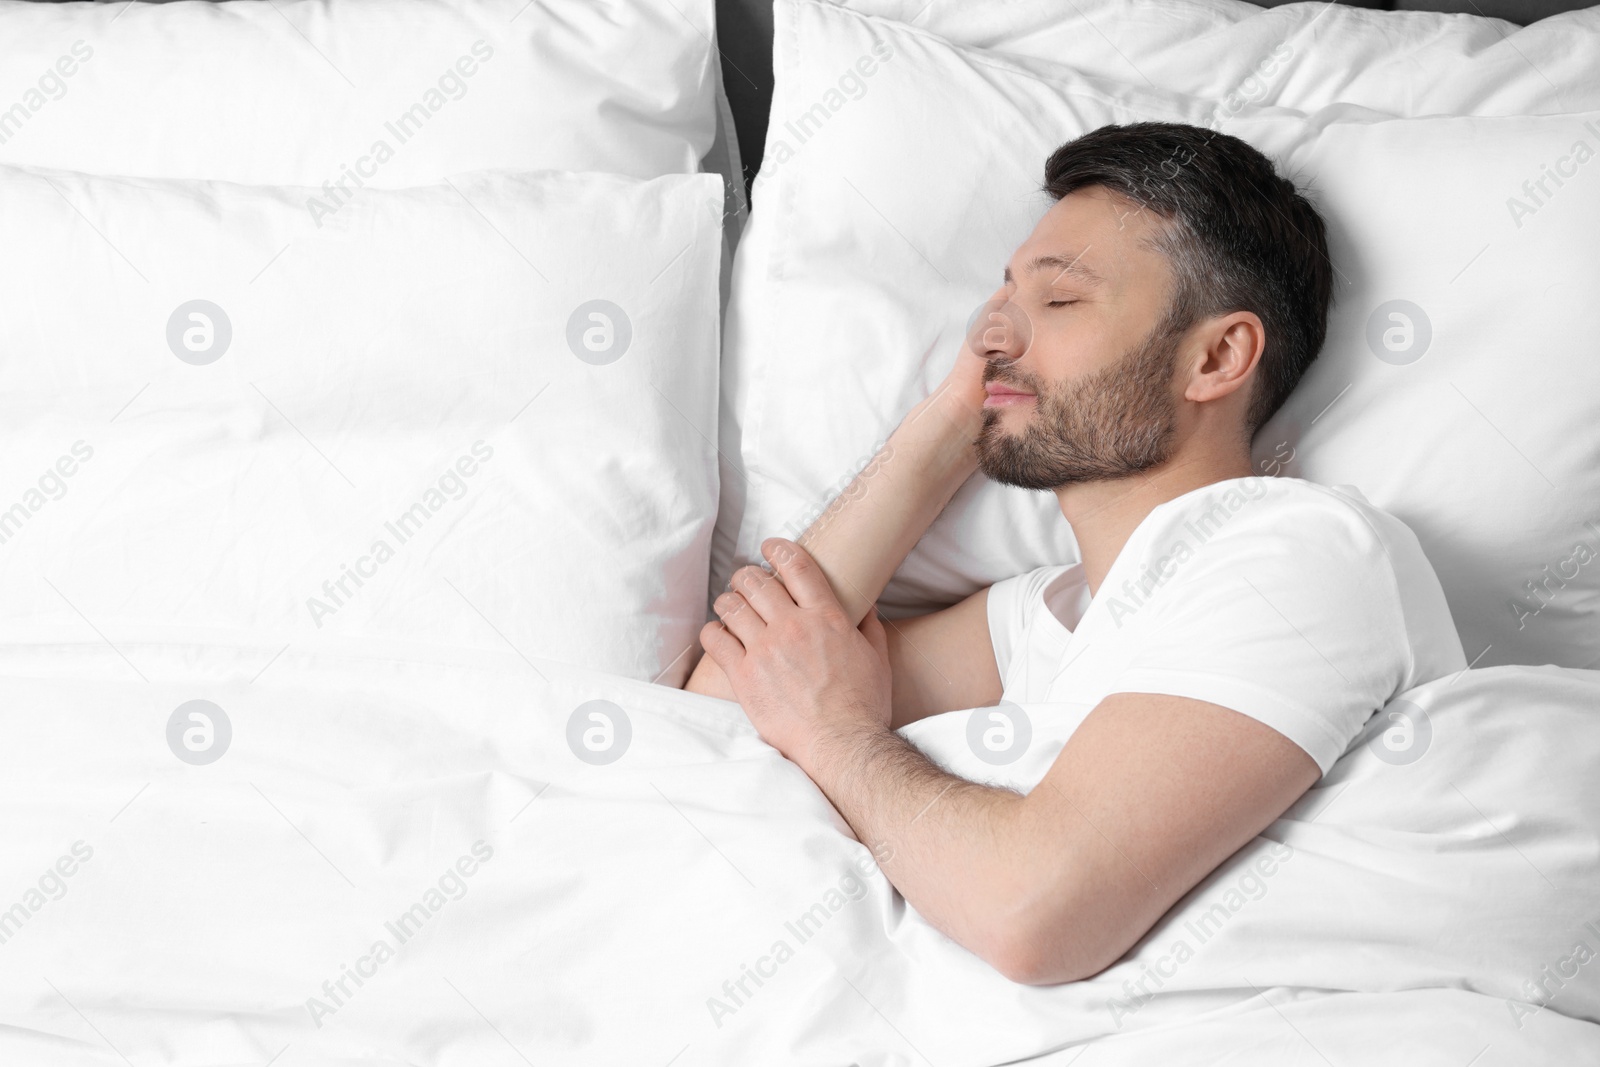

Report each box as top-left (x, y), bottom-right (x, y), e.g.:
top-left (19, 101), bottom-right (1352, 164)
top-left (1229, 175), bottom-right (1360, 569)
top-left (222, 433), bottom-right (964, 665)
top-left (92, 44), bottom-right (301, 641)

top-left (1002, 251), bottom-right (1106, 288)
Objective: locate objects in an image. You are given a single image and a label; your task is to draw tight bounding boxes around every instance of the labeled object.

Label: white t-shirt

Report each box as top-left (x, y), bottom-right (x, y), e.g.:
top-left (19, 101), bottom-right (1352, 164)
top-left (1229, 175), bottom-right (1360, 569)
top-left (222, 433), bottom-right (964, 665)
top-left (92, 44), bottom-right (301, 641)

top-left (985, 476), bottom-right (1467, 776)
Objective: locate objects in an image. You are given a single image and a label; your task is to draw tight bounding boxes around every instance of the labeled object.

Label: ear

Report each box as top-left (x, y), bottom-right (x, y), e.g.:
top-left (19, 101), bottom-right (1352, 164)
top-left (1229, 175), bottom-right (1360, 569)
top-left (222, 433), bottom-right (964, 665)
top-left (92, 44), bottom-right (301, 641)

top-left (1183, 310), bottom-right (1264, 405)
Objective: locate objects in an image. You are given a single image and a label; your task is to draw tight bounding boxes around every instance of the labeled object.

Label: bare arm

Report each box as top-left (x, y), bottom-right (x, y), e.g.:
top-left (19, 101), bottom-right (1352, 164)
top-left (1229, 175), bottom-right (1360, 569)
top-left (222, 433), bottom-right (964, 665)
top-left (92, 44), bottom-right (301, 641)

top-left (685, 343), bottom-right (997, 722)
top-left (810, 692), bottom-right (1318, 984)
top-left (881, 588), bottom-right (999, 728)
top-left (699, 545), bottom-right (1321, 985)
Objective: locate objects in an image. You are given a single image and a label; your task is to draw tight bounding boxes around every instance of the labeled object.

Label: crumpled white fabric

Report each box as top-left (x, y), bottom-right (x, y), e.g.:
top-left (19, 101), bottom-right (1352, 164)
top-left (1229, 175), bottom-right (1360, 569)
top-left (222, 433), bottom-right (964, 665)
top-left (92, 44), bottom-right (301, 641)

top-left (0, 641), bottom-right (1594, 1066)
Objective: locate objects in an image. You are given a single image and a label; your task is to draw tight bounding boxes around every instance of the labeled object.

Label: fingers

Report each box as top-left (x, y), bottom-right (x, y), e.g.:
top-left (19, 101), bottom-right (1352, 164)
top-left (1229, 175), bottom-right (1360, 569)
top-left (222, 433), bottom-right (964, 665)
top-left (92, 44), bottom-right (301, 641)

top-left (761, 538), bottom-right (835, 611)
top-left (698, 619), bottom-right (745, 671)
top-left (729, 563), bottom-right (796, 621)
top-left (712, 589), bottom-right (766, 645)
top-left (859, 607), bottom-right (890, 663)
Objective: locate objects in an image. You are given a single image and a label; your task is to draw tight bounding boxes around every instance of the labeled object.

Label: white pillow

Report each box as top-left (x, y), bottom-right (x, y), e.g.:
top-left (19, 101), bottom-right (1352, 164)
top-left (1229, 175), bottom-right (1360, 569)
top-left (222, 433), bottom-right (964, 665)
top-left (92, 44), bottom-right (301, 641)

top-left (0, 0), bottom-right (719, 183)
top-left (1230, 104), bottom-right (1600, 670)
top-left (0, 165), bottom-right (724, 684)
top-left (840, 0), bottom-right (1600, 117)
top-left (0, 0), bottom-right (748, 345)
top-left (716, 0), bottom-right (1600, 670)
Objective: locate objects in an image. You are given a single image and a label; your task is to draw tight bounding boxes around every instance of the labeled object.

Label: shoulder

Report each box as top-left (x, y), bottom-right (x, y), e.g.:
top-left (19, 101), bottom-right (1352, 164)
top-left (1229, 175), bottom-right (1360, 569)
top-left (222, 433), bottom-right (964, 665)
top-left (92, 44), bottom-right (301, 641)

top-left (1121, 477), bottom-right (1463, 672)
top-left (1134, 476), bottom-right (1425, 572)
top-left (1112, 476), bottom-right (1433, 641)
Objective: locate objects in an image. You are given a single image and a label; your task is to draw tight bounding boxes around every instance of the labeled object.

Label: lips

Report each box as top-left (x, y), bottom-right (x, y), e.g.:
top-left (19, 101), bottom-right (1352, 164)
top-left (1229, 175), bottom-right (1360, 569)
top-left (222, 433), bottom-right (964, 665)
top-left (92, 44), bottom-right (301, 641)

top-left (983, 381), bottom-right (1036, 408)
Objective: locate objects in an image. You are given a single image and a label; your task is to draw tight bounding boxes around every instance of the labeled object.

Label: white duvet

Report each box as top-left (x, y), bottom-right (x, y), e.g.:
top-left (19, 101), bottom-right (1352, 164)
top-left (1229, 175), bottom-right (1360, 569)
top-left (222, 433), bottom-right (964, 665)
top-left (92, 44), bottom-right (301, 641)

top-left (1, 641), bottom-right (1596, 1066)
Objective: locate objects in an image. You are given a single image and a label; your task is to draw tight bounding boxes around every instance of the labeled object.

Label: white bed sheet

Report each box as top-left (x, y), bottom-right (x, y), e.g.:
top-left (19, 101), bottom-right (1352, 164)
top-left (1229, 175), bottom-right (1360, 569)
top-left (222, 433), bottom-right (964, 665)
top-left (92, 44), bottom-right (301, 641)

top-left (0, 642), bottom-right (1595, 1065)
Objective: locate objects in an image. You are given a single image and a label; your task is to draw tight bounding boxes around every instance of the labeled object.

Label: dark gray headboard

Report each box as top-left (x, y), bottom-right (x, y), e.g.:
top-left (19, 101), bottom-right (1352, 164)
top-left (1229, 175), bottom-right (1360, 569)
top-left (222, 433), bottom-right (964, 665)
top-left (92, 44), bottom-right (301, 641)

top-left (714, 0), bottom-right (1597, 196)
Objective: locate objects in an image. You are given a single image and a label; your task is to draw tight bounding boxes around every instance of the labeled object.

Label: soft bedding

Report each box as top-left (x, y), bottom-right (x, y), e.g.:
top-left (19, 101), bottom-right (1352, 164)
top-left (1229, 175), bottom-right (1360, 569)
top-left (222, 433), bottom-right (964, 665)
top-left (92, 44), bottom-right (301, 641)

top-left (0, 0), bottom-right (721, 184)
top-left (0, 642), bottom-right (1595, 1065)
top-left (0, 162), bottom-right (724, 684)
top-left (842, 0), bottom-right (1600, 117)
top-left (0, 0), bottom-right (748, 310)
top-left (1, 1), bottom-right (1596, 1063)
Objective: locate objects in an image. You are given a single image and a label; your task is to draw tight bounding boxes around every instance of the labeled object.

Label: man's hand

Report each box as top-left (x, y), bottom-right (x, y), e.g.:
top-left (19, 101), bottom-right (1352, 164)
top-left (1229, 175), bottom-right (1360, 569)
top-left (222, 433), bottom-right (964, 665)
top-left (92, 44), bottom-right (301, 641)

top-left (944, 299), bottom-right (1003, 417)
top-left (683, 331), bottom-right (991, 702)
top-left (699, 537), bottom-right (893, 773)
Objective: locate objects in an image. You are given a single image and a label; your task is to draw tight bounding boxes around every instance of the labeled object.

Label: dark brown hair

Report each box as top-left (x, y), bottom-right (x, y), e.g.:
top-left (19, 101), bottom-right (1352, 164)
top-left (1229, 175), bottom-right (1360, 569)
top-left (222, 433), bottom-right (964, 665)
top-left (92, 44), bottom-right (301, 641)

top-left (1043, 122), bottom-right (1334, 437)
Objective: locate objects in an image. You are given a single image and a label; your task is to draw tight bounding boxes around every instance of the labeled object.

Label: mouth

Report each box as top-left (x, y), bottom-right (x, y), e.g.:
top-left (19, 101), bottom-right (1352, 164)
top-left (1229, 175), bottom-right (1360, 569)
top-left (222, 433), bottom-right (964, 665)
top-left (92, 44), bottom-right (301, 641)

top-left (983, 381), bottom-right (1037, 409)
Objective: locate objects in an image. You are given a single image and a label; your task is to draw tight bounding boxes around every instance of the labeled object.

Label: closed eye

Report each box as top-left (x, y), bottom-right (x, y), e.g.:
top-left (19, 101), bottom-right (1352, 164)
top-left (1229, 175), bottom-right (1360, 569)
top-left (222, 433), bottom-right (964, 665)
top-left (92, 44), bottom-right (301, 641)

top-left (1046, 299), bottom-right (1078, 308)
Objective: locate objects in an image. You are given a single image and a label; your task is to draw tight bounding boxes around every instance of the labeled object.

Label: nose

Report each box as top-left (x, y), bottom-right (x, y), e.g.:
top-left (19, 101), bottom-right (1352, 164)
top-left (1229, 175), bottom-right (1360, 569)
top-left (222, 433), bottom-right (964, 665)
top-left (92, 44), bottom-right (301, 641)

top-left (967, 292), bottom-right (1031, 364)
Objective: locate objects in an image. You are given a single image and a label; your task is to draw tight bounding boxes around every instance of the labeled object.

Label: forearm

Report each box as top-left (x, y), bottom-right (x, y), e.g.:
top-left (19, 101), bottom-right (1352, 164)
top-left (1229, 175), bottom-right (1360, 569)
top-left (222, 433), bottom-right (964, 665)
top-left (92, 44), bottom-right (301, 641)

top-left (804, 722), bottom-right (1034, 971)
top-left (793, 392), bottom-right (979, 622)
top-left (688, 387), bottom-right (980, 695)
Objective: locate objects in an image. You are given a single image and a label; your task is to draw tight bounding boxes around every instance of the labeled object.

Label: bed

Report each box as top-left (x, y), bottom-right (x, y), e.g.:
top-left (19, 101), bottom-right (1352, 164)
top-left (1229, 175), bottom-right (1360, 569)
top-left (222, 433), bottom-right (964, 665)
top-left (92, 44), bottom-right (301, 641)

top-left (1, 1), bottom-right (1597, 1064)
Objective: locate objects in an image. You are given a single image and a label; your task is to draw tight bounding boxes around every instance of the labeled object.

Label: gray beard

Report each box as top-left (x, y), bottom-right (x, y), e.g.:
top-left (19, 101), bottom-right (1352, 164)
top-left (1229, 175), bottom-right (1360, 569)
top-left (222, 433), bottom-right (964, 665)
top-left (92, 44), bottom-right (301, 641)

top-left (976, 320), bottom-right (1185, 491)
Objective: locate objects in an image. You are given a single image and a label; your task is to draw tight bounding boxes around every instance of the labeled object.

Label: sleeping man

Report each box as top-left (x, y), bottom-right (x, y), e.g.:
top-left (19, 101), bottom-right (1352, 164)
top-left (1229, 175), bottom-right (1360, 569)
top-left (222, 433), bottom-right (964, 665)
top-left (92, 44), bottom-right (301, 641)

top-left (683, 121), bottom-right (1466, 985)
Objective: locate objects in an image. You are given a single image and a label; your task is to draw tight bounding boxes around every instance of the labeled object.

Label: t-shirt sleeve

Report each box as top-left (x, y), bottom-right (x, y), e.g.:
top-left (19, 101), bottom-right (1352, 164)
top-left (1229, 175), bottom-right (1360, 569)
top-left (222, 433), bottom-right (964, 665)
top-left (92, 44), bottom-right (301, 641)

top-left (985, 571), bottom-right (1031, 683)
top-left (1108, 495), bottom-right (1414, 776)
top-left (985, 565), bottom-right (1068, 683)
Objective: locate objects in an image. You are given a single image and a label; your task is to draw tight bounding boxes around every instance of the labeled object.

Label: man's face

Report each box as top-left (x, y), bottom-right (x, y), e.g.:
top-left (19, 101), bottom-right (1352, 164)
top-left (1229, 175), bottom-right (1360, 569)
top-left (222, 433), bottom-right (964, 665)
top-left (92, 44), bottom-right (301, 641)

top-left (973, 187), bottom-right (1188, 491)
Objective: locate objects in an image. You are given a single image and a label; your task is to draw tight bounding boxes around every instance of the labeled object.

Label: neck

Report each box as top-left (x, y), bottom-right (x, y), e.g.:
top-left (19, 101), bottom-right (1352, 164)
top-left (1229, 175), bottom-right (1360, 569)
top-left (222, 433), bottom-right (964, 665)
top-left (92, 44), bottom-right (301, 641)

top-left (1056, 448), bottom-right (1255, 598)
